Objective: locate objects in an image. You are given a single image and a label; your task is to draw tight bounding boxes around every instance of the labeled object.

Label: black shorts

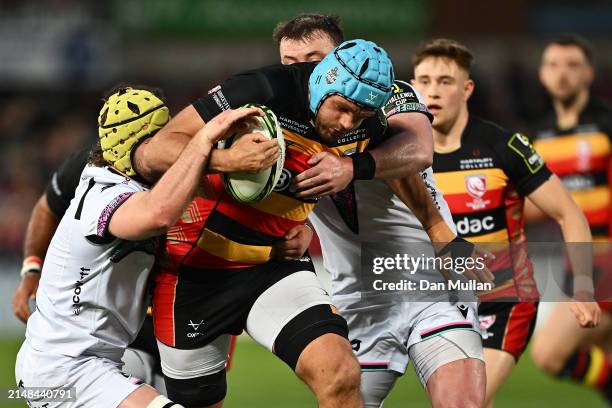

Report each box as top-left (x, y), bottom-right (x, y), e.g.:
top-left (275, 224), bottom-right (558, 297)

top-left (152, 255), bottom-right (316, 349)
top-left (478, 301), bottom-right (538, 360)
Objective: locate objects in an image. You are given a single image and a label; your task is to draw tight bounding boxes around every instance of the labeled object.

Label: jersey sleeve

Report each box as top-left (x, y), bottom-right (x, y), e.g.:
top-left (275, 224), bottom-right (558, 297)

top-left (45, 148), bottom-right (90, 218)
top-left (496, 132), bottom-right (553, 196)
top-left (366, 80), bottom-right (433, 149)
top-left (192, 70), bottom-right (276, 122)
top-left (381, 80), bottom-right (432, 122)
top-left (77, 179), bottom-right (144, 240)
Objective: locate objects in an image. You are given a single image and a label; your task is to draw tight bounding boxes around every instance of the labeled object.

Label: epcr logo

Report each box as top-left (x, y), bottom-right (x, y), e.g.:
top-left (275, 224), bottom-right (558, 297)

top-left (274, 168), bottom-right (292, 192)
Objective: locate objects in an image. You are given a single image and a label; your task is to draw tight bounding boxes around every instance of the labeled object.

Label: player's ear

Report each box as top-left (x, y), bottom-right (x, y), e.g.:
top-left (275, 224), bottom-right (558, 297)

top-left (463, 79), bottom-right (475, 102)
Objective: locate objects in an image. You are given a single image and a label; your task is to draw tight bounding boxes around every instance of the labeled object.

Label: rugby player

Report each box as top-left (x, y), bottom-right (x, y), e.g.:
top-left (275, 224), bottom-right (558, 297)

top-left (132, 39), bottom-right (440, 408)
top-left (11, 94), bottom-right (284, 390)
top-left (274, 14), bottom-right (491, 408)
top-left (15, 87), bottom-right (260, 408)
top-left (528, 35), bottom-right (612, 400)
top-left (410, 38), bottom-right (601, 407)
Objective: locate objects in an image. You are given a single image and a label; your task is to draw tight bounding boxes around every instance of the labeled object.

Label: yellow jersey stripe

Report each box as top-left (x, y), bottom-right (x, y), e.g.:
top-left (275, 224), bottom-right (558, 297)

top-left (197, 229), bottom-right (272, 264)
top-left (249, 192), bottom-right (315, 222)
top-left (534, 132), bottom-right (611, 161)
top-left (570, 187), bottom-right (610, 211)
top-left (433, 168), bottom-right (509, 195)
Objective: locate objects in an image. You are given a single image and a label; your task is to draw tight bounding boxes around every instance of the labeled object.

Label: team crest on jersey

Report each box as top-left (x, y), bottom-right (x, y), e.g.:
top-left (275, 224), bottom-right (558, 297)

top-left (465, 175), bottom-right (490, 210)
top-left (325, 67), bottom-right (339, 84)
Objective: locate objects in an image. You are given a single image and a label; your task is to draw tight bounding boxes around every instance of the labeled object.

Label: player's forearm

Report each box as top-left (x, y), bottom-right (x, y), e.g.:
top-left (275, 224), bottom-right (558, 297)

top-left (135, 105), bottom-right (206, 183)
top-left (135, 133), bottom-right (190, 183)
top-left (141, 138), bottom-right (213, 232)
top-left (23, 194), bottom-right (59, 261)
top-left (386, 175), bottom-right (440, 229)
top-left (370, 115), bottom-right (433, 179)
top-left (386, 175), bottom-right (455, 252)
top-left (558, 205), bottom-right (593, 292)
top-left (112, 138), bottom-right (213, 240)
top-left (207, 149), bottom-right (235, 173)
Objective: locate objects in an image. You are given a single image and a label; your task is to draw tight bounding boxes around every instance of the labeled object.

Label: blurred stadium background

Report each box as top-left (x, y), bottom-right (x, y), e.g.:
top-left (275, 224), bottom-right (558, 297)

top-left (0, 0), bottom-right (611, 406)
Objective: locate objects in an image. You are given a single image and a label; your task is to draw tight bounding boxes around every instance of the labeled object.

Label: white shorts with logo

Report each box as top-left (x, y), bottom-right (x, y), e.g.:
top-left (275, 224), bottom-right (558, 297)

top-left (15, 340), bottom-right (143, 408)
top-left (336, 296), bottom-right (481, 375)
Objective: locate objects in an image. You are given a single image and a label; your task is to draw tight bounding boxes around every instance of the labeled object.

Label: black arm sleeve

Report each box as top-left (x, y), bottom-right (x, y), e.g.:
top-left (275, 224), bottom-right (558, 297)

top-left (192, 70), bottom-right (276, 122)
top-left (45, 148), bottom-right (89, 218)
top-left (496, 132), bottom-right (553, 196)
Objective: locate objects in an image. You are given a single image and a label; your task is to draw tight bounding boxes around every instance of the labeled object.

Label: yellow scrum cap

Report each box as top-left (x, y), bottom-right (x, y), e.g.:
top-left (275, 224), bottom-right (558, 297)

top-left (98, 87), bottom-right (170, 177)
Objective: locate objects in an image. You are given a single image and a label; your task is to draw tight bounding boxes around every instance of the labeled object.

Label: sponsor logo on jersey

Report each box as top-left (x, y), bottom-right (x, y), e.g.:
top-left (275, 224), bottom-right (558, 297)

top-left (456, 215), bottom-right (495, 235)
top-left (422, 171), bottom-right (442, 210)
top-left (508, 133), bottom-right (544, 173)
top-left (72, 266), bottom-right (90, 316)
top-left (459, 157), bottom-right (494, 170)
top-left (350, 339), bottom-right (362, 352)
top-left (187, 319), bottom-right (206, 338)
top-left (207, 85), bottom-right (221, 94)
top-left (278, 116), bottom-right (310, 135)
top-left (334, 128), bottom-right (368, 145)
top-left (457, 304), bottom-right (469, 319)
top-left (465, 175), bottom-right (490, 210)
top-left (273, 168), bottom-right (292, 192)
top-left (208, 85), bottom-right (230, 111)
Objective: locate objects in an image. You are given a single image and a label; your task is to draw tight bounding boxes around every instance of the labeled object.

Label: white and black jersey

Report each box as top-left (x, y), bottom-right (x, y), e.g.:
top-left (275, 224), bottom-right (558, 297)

top-left (26, 165), bottom-right (155, 361)
top-left (309, 82), bottom-right (455, 299)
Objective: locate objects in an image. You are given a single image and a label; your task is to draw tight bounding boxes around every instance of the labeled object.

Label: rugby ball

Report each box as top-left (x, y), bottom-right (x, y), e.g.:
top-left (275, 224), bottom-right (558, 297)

top-left (221, 104), bottom-right (286, 203)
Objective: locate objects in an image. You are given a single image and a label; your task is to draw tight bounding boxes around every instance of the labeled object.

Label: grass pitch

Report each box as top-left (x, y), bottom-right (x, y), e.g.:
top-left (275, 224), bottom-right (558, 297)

top-left (0, 337), bottom-right (607, 407)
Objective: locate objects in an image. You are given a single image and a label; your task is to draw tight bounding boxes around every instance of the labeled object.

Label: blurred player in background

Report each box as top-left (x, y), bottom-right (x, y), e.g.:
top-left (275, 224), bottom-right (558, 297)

top-left (275, 15), bottom-right (490, 408)
top-left (411, 38), bottom-right (600, 407)
top-left (15, 87), bottom-right (262, 407)
top-left (528, 35), bottom-right (612, 402)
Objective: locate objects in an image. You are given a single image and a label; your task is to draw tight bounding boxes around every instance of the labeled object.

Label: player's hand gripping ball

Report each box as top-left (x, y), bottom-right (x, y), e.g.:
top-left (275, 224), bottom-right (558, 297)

top-left (221, 104), bottom-right (286, 202)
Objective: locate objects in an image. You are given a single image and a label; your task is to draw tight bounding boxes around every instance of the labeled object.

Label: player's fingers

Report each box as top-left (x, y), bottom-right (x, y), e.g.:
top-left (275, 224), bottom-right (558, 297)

top-left (292, 172), bottom-right (325, 193)
top-left (264, 144), bottom-right (280, 158)
top-left (594, 307), bottom-right (601, 326)
top-left (570, 303), bottom-right (587, 326)
top-left (229, 107), bottom-right (263, 122)
top-left (462, 269), bottom-right (481, 284)
top-left (307, 152), bottom-right (329, 166)
top-left (239, 133), bottom-right (268, 144)
top-left (475, 247), bottom-right (496, 261)
top-left (12, 296), bottom-right (30, 323)
top-left (583, 303), bottom-right (599, 327)
top-left (479, 265), bottom-right (495, 283)
top-left (292, 167), bottom-right (320, 185)
top-left (260, 139), bottom-right (279, 148)
top-left (213, 107), bottom-right (257, 129)
top-left (295, 183), bottom-right (335, 199)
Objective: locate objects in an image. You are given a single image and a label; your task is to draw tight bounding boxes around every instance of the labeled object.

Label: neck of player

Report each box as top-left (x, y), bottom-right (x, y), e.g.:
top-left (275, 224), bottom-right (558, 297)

top-left (432, 105), bottom-right (469, 153)
top-left (553, 87), bottom-right (590, 130)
